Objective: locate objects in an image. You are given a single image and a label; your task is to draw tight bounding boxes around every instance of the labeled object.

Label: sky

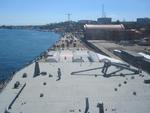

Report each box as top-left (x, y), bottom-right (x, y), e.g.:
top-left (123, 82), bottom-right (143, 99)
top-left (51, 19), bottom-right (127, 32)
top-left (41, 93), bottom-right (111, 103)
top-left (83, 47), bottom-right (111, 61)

top-left (0, 0), bottom-right (150, 25)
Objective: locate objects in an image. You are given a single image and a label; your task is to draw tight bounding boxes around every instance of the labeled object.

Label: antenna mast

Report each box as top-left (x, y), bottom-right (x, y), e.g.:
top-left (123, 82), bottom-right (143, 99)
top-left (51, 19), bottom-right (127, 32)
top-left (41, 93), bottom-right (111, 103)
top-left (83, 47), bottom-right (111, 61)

top-left (102, 4), bottom-right (106, 18)
top-left (67, 13), bottom-right (71, 22)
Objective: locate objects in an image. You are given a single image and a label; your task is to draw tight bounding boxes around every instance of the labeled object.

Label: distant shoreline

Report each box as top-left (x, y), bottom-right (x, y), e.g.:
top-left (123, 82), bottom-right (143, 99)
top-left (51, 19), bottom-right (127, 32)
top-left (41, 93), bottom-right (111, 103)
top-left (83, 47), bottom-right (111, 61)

top-left (0, 27), bottom-right (63, 34)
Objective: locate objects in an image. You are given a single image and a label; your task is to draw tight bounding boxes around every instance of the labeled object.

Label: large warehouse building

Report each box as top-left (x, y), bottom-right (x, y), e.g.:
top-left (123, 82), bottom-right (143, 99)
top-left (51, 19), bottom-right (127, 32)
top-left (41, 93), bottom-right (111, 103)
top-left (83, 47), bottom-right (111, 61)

top-left (84, 24), bottom-right (140, 41)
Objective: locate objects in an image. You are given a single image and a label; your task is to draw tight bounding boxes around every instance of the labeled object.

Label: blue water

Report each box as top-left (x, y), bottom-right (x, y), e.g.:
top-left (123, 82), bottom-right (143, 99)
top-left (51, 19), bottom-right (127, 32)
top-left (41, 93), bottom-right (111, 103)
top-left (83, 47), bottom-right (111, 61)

top-left (0, 29), bottom-right (59, 81)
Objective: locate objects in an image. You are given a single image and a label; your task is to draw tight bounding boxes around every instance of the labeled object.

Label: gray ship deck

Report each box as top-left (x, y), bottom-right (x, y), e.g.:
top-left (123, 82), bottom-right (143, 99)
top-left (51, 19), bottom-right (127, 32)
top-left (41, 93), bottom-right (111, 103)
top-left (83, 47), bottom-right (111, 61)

top-left (0, 49), bottom-right (150, 113)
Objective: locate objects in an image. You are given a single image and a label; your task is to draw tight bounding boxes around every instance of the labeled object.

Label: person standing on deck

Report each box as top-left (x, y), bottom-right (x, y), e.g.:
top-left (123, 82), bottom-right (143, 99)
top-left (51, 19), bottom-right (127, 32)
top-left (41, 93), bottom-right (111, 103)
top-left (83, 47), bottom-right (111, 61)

top-left (56, 68), bottom-right (61, 81)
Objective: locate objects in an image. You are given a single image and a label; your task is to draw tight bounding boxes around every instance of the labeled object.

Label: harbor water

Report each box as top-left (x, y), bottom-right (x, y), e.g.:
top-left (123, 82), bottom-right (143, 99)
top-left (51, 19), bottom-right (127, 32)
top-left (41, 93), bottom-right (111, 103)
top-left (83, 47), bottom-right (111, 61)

top-left (0, 29), bottom-right (59, 81)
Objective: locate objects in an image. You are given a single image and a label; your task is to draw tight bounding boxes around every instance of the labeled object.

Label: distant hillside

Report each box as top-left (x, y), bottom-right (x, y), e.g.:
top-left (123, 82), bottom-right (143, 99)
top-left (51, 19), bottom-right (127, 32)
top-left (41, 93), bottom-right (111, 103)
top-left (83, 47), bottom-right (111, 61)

top-left (0, 21), bottom-right (84, 33)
